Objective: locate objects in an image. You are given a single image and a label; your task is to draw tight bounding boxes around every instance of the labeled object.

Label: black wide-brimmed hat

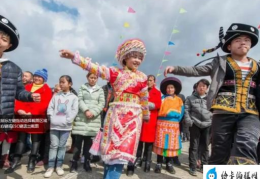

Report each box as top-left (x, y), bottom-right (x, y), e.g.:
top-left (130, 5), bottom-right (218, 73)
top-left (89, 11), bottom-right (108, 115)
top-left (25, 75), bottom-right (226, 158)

top-left (0, 15), bottom-right (19, 52)
top-left (160, 77), bottom-right (182, 95)
top-left (202, 23), bottom-right (259, 55)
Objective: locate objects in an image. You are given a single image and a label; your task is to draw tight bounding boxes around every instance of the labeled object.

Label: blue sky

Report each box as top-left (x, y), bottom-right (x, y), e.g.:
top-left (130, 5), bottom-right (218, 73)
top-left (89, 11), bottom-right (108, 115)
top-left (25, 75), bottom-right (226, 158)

top-left (41, 0), bottom-right (79, 18)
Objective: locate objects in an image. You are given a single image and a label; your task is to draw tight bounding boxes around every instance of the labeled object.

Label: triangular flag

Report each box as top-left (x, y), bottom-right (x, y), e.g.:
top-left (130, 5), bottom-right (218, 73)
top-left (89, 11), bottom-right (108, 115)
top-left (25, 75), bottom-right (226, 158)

top-left (112, 62), bottom-right (117, 66)
top-left (258, 25), bottom-right (260, 29)
top-left (124, 22), bottom-right (130, 28)
top-left (168, 41), bottom-right (175, 45)
top-left (165, 51), bottom-right (171, 55)
top-left (128, 7), bottom-right (136, 13)
top-left (157, 74), bottom-right (161, 77)
top-left (172, 29), bottom-right (180, 34)
top-left (179, 8), bottom-right (187, 13)
top-left (162, 59), bottom-right (168, 63)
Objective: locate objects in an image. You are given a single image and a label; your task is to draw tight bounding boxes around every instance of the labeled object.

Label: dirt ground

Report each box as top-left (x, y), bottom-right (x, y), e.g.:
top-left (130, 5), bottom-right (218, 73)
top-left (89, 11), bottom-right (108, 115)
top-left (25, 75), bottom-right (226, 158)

top-left (0, 137), bottom-right (203, 179)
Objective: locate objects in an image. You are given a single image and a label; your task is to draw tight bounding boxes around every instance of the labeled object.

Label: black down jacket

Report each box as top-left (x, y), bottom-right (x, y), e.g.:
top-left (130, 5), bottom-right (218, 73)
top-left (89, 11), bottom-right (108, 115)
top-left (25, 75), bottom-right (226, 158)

top-left (0, 60), bottom-right (33, 117)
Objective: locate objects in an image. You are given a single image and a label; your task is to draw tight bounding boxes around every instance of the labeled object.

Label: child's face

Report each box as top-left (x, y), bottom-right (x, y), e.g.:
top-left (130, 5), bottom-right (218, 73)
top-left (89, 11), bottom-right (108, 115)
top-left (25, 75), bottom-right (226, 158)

top-left (33, 75), bottom-right (44, 85)
top-left (59, 78), bottom-right (71, 92)
top-left (87, 73), bottom-right (98, 86)
top-left (0, 31), bottom-right (12, 54)
top-left (228, 35), bottom-right (251, 56)
top-left (196, 82), bottom-right (208, 96)
top-left (166, 84), bottom-right (175, 96)
top-left (125, 57), bottom-right (142, 71)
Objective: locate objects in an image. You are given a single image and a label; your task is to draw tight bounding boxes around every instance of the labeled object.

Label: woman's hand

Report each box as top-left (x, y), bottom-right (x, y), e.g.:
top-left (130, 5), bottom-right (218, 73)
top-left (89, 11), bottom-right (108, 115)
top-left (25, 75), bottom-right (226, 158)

top-left (26, 112), bottom-right (32, 117)
top-left (31, 93), bottom-right (41, 102)
top-left (59, 49), bottom-right (75, 59)
top-left (18, 110), bottom-right (27, 115)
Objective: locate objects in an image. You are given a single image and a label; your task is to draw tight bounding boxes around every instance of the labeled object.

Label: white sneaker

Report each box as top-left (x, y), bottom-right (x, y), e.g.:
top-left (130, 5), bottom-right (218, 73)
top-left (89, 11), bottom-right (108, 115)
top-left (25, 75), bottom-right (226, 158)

top-left (56, 167), bottom-right (65, 176)
top-left (81, 156), bottom-right (85, 163)
top-left (44, 168), bottom-right (54, 178)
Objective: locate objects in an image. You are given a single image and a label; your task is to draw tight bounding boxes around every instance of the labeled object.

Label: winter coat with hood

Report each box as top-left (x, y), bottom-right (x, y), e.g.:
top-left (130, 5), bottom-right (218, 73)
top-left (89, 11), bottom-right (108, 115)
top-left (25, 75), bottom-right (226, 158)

top-left (72, 83), bottom-right (105, 136)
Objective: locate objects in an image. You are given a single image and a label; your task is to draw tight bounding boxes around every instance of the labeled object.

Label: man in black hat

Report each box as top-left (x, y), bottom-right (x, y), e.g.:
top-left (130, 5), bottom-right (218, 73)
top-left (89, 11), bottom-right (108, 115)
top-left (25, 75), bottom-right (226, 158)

top-left (164, 23), bottom-right (260, 165)
top-left (0, 15), bottom-right (40, 171)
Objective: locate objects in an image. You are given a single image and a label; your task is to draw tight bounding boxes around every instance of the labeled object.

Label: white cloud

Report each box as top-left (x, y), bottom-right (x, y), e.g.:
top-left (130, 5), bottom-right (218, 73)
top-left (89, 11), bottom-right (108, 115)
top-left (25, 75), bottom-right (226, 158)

top-left (1, 0), bottom-right (260, 96)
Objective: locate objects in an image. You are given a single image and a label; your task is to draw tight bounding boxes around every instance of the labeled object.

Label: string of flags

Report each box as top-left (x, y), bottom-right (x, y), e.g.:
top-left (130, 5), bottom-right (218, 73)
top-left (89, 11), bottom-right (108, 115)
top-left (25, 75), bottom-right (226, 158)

top-left (162, 59), bottom-right (168, 63)
top-left (156, 1), bottom-right (187, 77)
top-left (172, 29), bottom-right (180, 34)
top-left (113, 4), bottom-right (260, 69)
top-left (112, 7), bottom-right (136, 66)
top-left (164, 51), bottom-right (171, 55)
top-left (179, 8), bottom-right (187, 14)
top-left (124, 22), bottom-right (130, 28)
top-left (168, 41), bottom-right (175, 45)
top-left (112, 62), bottom-right (117, 67)
top-left (123, 7), bottom-right (136, 29)
top-left (128, 7), bottom-right (136, 13)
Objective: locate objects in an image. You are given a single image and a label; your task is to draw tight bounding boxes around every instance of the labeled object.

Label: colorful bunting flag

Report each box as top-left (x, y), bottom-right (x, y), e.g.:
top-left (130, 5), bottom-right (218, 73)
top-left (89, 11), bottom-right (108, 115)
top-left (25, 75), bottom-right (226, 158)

top-left (112, 62), bottom-right (117, 66)
top-left (162, 59), bottom-right (168, 63)
top-left (172, 29), bottom-right (180, 34)
top-left (157, 6), bottom-right (187, 78)
top-left (128, 7), bottom-right (136, 13)
top-left (168, 41), bottom-right (175, 45)
top-left (165, 51), bottom-right (171, 55)
top-left (179, 8), bottom-right (187, 13)
top-left (124, 22), bottom-right (130, 28)
top-left (258, 25), bottom-right (260, 29)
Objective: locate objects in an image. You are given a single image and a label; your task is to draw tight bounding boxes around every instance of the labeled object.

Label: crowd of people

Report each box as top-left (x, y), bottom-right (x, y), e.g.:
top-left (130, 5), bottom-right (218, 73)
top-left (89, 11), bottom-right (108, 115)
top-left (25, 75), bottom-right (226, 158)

top-left (1, 14), bottom-right (260, 179)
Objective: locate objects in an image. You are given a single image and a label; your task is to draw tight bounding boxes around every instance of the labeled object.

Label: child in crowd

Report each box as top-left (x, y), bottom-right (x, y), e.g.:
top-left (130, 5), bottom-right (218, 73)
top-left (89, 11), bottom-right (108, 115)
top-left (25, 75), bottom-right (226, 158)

top-left (0, 15), bottom-right (40, 170)
top-left (69, 72), bottom-right (105, 173)
top-left (153, 77), bottom-right (184, 174)
top-left (44, 75), bottom-right (78, 178)
top-left (164, 23), bottom-right (260, 165)
top-left (59, 38), bottom-right (149, 179)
